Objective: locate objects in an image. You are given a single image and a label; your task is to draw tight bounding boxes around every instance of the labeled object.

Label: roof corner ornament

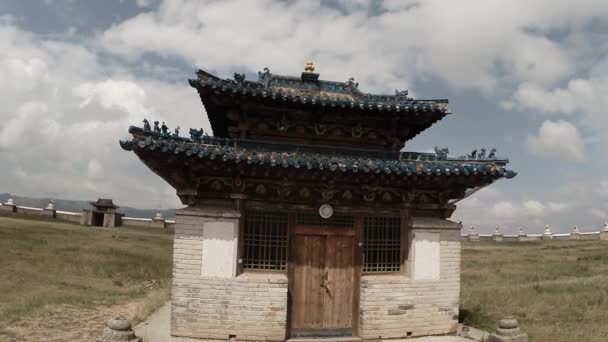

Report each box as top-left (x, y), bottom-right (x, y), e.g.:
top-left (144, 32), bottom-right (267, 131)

top-left (172, 126), bottom-right (180, 138)
top-left (142, 118), bottom-right (151, 131)
top-left (347, 77), bottom-right (359, 89)
top-left (258, 67), bottom-right (272, 88)
top-left (478, 148), bottom-right (486, 159)
top-left (119, 139), bottom-right (134, 151)
top-left (233, 72), bottom-right (246, 83)
top-left (153, 121), bottom-right (161, 134)
top-left (434, 146), bottom-right (449, 160)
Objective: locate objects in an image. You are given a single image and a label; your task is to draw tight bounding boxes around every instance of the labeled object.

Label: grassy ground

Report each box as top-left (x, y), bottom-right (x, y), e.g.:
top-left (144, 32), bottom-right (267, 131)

top-left (461, 240), bottom-right (608, 342)
top-left (2, 212), bottom-right (607, 342)
top-left (0, 213), bottom-right (173, 342)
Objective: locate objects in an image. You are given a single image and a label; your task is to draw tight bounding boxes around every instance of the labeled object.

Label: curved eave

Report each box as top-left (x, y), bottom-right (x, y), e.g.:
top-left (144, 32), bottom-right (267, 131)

top-left (120, 133), bottom-right (516, 181)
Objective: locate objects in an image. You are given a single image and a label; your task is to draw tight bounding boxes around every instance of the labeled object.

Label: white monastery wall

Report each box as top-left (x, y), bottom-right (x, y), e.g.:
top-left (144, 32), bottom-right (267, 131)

top-left (0, 201), bottom-right (173, 229)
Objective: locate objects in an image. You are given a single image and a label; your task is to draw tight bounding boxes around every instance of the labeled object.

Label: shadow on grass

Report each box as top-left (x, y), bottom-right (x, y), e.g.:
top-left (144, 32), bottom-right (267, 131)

top-left (459, 305), bottom-right (495, 331)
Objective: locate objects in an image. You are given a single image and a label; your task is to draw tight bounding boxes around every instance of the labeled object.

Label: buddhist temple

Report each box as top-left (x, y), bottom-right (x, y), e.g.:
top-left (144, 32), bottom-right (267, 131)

top-left (120, 62), bottom-right (515, 341)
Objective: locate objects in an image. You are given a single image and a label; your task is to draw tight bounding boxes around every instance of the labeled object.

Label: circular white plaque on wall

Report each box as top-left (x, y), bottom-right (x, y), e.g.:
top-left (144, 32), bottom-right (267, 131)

top-left (319, 204), bottom-right (333, 219)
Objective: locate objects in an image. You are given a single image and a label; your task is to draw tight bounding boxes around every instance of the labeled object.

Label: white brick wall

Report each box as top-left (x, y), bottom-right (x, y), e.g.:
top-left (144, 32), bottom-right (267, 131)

top-left (172, 209), bottom-right (460, 341)
top-left (171, 208), bottom-right (288, 341)
top-left (359, 228), bottom-right (461, 339)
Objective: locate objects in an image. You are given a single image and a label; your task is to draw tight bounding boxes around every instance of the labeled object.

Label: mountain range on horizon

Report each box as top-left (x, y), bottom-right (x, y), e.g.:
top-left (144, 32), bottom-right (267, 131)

top-left (0, 193), bottom-right (176, 219)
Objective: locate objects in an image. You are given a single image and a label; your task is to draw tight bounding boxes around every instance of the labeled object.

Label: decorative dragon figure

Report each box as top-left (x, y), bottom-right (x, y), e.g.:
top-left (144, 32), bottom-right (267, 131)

top-left (161, 122), bottom-right (169, 135)
top-left (478, 148), bottom-right (486, 159)
top-left (346, 77), bottom-right (359, 89)
top-left (153, 121), bottom-right (161, 133)
top-left (172, 126), bottom-right (180, 138)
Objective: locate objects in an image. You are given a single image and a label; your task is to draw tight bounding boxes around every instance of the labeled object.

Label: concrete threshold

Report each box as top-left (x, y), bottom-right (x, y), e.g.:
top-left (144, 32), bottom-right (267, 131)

top-left (287, 338), bottom-right (362, 342)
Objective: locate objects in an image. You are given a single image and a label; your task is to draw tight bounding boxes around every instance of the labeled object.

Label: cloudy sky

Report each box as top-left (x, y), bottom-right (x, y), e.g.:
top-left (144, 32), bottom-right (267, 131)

top-left (1, 0), bottom-right (608, 233)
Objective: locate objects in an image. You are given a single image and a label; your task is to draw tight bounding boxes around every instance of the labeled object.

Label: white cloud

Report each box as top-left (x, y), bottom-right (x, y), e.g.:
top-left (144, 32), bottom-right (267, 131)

top-left (526, 120), bottom-right (585, 161)
top-left (523, 200), bottom-right (545, 217)
top-left (135, 0), bottom-right (156, 8)
top-left (0, 22), bottom-right (207, 209)
top-left (73, 80), bottom-right (152, 121)
top-left (490, 201), bottom-right (519, 219)
top-left (590, 208), bottom-right (607, 220)
top-left (100, 0), bottom-right (608, 92)
top-left (523, 200), bottom-right (567, 217)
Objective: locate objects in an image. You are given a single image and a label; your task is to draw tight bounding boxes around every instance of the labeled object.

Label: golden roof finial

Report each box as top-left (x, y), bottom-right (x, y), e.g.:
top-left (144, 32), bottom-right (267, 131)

top-left (304, 60), bottom-right (315, 73)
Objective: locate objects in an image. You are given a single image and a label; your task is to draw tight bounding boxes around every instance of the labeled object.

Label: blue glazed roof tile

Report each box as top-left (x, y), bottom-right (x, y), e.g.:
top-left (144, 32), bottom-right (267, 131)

top-left (120, 127), bottom-right (516, 180)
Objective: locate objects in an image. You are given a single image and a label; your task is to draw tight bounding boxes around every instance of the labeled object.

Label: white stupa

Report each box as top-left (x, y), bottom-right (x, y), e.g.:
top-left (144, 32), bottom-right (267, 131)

top-left (153, 210), bottom-right (164, 221)
top-left (45, 199), bottom-right (55, 210)
top-left (543, 224), bottom-right (552, 236)
top-left (603, 221), bottom-right (608, 232)
top-left (4, 193), bottom-right (15, 206)
top-left (573, 225), bottom-right (579, 234)
top-left (518, 226), bottom-right (525, 236)
top-left (493, 225), bottom-right (501, 235)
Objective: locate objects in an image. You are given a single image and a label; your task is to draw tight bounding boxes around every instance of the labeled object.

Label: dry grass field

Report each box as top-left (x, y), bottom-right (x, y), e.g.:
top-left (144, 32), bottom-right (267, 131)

top-left (0, 213), bottom-right (173, 342)
top-left (2, 212), bottom-right (607, 342)
top-left (461, 240), bottom-right (608, 342)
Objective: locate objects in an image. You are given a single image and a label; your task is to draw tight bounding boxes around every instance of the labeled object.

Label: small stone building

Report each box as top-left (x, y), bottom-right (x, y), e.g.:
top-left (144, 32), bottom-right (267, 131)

top-left (81, 198), bottom-right (123, 227)
top-left (121, 63), bottom-right (515, 340)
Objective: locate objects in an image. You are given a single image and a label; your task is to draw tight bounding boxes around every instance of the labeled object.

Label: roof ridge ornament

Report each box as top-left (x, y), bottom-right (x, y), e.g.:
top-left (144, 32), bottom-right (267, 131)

top-left (434, 146), bottom-right (449, 160)
top-left (301, 60), bottom-right (319, 82)
top-left (233, 72), bottom-right (246, 83)
top-left (395, 89), bottom-right (411, 100)
top-left (258, 67), bottom-right (272, 88)
top-left (347, 77), bottom-right (359, 89)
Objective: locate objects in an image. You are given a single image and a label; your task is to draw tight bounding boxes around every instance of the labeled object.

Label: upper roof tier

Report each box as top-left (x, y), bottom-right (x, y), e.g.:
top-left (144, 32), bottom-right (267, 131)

top-left (188, 63), bottom-right (450, 151)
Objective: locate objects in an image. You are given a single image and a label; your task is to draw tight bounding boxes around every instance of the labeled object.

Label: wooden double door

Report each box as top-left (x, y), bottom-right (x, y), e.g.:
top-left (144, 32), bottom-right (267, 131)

top-left (289, 224), bottom-right (359, 338)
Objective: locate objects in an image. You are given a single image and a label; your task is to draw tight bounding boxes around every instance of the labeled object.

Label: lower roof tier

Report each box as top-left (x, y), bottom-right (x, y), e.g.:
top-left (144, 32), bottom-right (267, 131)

top-left (120, 125), bottom-right (516, 208)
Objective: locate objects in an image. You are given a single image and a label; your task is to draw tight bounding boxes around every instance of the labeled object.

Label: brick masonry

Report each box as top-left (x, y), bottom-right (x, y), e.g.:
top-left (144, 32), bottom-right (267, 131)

top-left (360, 228), bottom-right (461, 339)
top-left (171, 208), bottom-right (461, 341)
top-left (171, 207), bottom-right (288, 341)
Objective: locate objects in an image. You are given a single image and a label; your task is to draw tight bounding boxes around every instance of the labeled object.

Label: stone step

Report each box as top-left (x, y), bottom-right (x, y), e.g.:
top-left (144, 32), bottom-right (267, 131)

top-left (287, 338), bottom-right (362, 342)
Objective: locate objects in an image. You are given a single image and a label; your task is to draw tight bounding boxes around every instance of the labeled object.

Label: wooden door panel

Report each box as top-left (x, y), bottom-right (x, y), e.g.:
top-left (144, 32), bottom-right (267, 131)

top-left (323, 235), bottom-right (355, 330)
top-left (291, 234), bottom-right (325, 330)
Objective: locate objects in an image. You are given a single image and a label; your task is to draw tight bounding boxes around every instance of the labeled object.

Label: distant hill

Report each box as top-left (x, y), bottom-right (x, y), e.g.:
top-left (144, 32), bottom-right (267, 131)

top-left (0, 193), bottom-right (176, 219)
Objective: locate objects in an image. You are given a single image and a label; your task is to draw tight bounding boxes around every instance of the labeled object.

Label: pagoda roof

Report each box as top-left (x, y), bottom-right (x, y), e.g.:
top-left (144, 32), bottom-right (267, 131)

top-left (188, 67), bottom-right (450, 139)
top-left (121, 126), bottom-right (516, 180)
top-left (90, 198), bottom-right (119, 209)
